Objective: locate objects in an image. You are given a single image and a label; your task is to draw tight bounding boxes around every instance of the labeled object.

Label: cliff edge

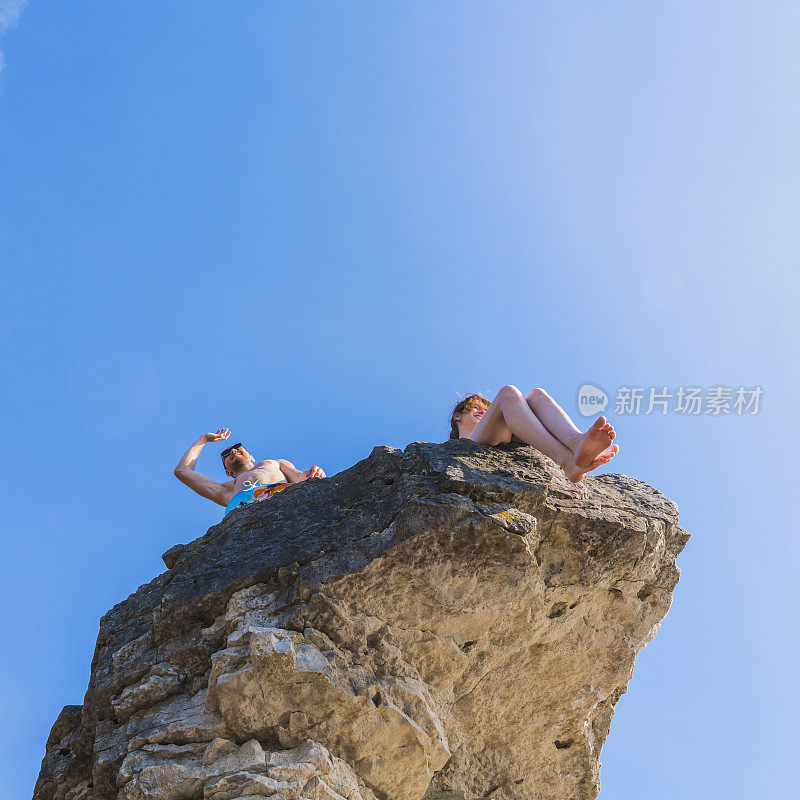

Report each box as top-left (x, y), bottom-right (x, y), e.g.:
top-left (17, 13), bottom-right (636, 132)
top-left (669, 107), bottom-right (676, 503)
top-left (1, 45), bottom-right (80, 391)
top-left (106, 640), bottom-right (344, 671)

top-left (33, 439), bottom-right (689, 800)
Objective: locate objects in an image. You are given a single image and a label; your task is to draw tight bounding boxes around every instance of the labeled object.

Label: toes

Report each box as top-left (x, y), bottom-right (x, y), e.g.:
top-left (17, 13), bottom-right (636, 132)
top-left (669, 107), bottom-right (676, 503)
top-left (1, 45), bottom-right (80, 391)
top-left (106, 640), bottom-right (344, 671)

top-left (597, 446), bottom-right (619, 464)
top-left (584, 444), bottom-right (620, 471)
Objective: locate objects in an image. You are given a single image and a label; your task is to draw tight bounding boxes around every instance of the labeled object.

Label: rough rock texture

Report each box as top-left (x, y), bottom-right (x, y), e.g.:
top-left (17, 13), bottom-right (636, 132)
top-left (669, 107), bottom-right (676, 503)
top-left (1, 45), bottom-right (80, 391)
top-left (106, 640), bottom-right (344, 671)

top-left (33, 440), bottom-right (689, 800)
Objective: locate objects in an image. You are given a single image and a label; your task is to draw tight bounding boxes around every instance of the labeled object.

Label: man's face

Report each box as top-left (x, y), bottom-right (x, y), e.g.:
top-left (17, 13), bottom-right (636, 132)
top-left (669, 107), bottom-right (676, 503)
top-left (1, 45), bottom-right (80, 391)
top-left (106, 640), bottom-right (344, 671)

top-left (223, 444), bottom-right (254, 476)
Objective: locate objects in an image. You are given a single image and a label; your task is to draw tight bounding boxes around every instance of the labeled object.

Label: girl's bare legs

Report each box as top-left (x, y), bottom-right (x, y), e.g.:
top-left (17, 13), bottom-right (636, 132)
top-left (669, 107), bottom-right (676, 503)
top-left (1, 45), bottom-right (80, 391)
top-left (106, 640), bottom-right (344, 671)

top-left (526, 388), bottom-right (616, 468)
top-left (471, 386), bottom-right (618, 482)
top-left (470, 386), bottom-right (575, 473)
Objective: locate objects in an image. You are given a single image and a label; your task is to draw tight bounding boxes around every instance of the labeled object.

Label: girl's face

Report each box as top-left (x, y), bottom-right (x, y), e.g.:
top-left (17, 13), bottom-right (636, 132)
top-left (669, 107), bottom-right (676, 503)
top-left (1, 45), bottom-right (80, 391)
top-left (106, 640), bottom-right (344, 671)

top-left (455, 403), bottom-right (487, 434)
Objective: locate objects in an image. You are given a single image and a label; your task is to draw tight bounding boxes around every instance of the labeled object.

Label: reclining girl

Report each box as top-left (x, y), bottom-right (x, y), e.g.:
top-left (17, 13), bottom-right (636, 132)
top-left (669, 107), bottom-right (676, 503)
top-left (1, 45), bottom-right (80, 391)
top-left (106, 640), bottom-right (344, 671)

top-left (450, 386), bottom-right (619, 483)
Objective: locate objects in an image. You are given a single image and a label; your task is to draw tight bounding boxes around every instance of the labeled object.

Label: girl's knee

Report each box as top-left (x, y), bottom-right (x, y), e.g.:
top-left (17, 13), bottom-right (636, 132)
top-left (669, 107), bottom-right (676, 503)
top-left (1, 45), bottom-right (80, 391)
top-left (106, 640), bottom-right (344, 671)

top-left (527, 387), bottom-right (549, 402)
top-left (497, 385), bottom-right (524, 403)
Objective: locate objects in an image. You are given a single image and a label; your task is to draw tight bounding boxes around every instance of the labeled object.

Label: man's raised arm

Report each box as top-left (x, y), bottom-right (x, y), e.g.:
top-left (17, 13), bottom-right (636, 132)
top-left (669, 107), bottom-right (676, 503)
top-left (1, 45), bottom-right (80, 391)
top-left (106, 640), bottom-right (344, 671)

top-left (174, 428), bottom-right (233, 507)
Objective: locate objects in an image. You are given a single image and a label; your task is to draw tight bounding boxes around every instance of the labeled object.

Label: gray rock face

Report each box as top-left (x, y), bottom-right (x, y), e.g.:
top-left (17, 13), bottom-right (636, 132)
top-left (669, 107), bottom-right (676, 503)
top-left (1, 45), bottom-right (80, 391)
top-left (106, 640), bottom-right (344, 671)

top-left (33, 440), bottom-right (689, 800)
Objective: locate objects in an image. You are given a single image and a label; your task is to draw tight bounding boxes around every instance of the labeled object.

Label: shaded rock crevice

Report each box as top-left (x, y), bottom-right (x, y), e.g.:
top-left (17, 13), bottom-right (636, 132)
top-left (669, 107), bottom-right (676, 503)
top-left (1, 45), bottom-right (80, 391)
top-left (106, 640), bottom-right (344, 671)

top-left (33, 439), bottom-right (689, 800)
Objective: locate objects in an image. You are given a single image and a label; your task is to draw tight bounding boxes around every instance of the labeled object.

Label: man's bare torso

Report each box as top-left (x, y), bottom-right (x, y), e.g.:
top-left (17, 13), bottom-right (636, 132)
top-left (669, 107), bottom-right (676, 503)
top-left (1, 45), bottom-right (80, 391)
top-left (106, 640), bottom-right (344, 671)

top-left (225, 460), bottom-right (287, 498)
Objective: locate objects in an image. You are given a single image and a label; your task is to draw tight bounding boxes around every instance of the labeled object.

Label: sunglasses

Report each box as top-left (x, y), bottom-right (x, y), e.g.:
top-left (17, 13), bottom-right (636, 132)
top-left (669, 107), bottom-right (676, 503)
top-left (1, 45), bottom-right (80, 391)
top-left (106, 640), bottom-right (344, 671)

top-left (220, 442), bottom-right (244, 462)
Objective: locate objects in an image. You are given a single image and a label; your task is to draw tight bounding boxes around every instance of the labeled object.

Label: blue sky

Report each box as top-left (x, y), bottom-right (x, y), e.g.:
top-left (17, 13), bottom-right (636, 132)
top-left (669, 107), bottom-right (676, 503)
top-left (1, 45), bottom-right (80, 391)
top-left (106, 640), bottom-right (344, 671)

top-left (1, 3), bottom-right (797, 798)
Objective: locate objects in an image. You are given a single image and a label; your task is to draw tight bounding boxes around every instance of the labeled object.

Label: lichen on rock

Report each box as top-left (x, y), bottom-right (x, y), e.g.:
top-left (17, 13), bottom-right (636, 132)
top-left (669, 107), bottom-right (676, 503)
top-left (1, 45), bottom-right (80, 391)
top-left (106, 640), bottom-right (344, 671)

top-left (33, 440), bottom-right (689, 800)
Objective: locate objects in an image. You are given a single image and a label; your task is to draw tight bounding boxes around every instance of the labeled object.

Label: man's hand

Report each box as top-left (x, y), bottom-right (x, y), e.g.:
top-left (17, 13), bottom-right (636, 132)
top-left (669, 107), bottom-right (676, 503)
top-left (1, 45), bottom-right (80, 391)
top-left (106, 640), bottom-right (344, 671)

top-left (202, 428), bottom-right (230, 443)
top-left (305, 466), bottom-right (326, 479)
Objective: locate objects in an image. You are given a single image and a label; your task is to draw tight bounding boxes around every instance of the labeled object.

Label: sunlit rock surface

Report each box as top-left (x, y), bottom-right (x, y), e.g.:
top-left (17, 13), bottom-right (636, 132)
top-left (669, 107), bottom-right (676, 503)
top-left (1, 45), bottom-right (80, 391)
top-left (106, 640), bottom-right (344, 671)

top-left (33, 439), bottom-right (689, 800)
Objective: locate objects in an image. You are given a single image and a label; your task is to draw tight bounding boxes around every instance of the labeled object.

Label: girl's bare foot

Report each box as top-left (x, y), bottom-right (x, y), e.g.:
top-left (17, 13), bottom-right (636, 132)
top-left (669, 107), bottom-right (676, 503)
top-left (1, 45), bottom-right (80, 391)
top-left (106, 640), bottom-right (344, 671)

top-left (574, 416), bottom-right (616, 468)
top-left (563, 444), bottom-right (620, 483)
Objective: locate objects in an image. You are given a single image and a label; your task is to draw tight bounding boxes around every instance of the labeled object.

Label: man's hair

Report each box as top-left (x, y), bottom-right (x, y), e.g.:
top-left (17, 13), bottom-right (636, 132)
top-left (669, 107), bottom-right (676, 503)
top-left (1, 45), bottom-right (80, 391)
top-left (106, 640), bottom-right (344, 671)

top-left (449, 393), bottom-right (491, 439)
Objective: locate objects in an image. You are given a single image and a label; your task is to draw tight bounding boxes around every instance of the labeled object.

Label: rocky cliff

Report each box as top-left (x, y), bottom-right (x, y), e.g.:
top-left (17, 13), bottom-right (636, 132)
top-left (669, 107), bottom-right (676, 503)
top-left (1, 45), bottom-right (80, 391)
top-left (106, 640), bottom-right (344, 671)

top-left (33, 439), bottom-right (689, 800)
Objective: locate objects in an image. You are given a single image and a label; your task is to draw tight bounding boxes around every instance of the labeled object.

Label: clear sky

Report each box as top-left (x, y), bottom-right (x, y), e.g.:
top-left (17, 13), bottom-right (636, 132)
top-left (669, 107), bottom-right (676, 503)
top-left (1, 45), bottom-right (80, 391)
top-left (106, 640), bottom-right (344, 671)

top-left (1, 3), bottom-right (798, 798)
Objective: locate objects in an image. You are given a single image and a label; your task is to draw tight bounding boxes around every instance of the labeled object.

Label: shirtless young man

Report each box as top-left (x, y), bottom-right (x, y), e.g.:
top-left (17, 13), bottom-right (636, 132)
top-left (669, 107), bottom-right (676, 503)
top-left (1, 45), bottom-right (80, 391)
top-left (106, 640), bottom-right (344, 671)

top-left (174, 428), bottom-right (325, 516)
